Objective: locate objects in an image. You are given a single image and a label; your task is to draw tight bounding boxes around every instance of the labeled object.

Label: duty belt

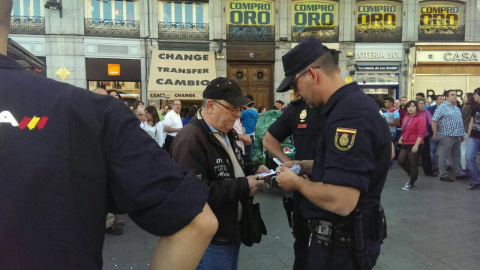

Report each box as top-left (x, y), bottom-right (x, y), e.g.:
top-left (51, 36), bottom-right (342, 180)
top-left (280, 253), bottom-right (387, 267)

top-left (308, 219), bottom-right (334, 248)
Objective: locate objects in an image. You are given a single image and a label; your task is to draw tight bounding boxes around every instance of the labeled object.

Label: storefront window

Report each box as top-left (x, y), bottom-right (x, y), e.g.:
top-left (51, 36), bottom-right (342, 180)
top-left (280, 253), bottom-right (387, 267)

top-left (12, 0), bottom-right (44, 17)
top-left (159, 1), bottom-right (208, 29)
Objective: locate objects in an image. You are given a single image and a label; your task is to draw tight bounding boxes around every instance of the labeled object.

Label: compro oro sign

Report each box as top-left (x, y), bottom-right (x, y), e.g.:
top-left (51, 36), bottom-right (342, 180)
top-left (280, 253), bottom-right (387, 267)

top-left (147, 50), bottom-right (216, 100)
top-left (292, 0), bottom-right (338, 28)
top-left (227, 0), bottom-right (274, 25)
top-left (356, 0), bottom-right (402, 29)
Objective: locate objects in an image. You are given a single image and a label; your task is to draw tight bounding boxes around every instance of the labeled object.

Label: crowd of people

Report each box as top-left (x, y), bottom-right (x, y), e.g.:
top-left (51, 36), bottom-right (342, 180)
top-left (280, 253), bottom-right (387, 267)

top-left (385, 89), bottom-right (480, 191)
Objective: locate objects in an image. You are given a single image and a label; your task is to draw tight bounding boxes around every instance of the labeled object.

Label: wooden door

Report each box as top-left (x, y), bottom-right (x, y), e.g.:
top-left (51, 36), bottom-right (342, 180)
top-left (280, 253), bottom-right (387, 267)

top-left (228, 62), bottom-right (273, 110)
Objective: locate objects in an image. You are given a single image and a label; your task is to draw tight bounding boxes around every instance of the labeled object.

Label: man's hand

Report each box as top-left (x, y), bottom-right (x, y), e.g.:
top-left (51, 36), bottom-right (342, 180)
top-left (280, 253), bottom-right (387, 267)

top-left (247, 175), bottom-right (264, 196)
top-left (433, 133), bottom-right (439, 142)
top-left (282, 160), bottom-right (314, 176)
top-left (275, 166), bottom-right (307, 191)
top-left (460, 136), bottom-right (465, 143)
top-left (255, 165), bottom-right (270, 174)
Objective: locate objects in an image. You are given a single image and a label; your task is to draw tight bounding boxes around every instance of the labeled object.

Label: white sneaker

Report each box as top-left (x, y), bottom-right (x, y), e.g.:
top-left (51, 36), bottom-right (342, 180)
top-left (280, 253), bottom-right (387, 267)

top-left (402, 183), bottom-right (414, 191)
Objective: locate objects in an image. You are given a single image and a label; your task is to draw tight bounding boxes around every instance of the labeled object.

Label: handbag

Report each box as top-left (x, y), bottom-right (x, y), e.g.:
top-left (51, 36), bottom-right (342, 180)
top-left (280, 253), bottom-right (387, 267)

top-left (239, 197), bottom-right (267, 246)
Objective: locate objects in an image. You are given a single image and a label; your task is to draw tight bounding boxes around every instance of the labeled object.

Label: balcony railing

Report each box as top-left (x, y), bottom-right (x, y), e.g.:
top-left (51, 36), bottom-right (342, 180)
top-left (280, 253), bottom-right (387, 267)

top-left (85, 19), bottom-right (140, 38)
top-left (227, 25), bottom-right (274, 42)
top-left (355, 26), bottom-right (402, 43)
top-left (158, 22), bottom-right (209, 40)
top-left (292, 26), bottom-right (339, 43)
top-left (9, 16), bottom-right (45, 35)
top-left (418, 25), bottom-right (465, 42)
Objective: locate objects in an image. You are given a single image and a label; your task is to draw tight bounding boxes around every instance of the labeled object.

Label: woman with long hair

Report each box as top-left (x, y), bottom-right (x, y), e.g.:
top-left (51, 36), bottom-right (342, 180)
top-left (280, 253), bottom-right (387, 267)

top-left (398, 100), bottom-right (426, 190)
top-left (107, 90), bottom-right (121, 99)
top-left (182, 105), bottom-right (198, 126)
top-left (461, 93), bottom-right (475, 171)
top-left (142, 106), bottom-right (164, 148)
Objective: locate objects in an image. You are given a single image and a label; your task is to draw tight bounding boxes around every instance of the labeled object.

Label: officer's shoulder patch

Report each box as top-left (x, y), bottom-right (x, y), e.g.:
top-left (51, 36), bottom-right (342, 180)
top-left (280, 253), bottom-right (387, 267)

top-left (334, 127), bottom-right (357, 151)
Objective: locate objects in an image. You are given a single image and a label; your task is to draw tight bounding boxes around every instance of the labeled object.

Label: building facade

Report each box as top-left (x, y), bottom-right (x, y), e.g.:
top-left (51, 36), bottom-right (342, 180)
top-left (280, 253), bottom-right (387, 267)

top-left (9, 0), bottom-right (480, 108)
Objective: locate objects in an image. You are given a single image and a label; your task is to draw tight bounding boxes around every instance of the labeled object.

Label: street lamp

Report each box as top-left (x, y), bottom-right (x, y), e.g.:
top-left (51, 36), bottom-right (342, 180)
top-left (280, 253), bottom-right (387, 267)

top-left (44, 0), bottom-right (63, 18)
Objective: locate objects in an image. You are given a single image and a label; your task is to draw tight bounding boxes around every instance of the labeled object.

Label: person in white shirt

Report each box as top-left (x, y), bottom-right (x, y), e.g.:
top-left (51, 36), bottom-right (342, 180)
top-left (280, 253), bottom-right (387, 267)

top-left (164, 99), bottom-right (183, 152)
top-left (142, 106), bottom-right (165, 148)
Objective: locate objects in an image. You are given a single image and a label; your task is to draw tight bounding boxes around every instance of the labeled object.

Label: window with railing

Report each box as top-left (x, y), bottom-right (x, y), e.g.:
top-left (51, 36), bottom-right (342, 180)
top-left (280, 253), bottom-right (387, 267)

top-left (226, 0), bottom-right (275, 42)
top-left (84, 0), bottom-right (140, 38)
top-left (291, 0), bottom-right (339, 43)
top-left (355, 0), bottom-right (402, 43)
top-left (158, 1), bottom-right (209, 40)
top-left (418, 1), bottom-right (465, 41)
top-left (10, 0), bottom-right (45, 35)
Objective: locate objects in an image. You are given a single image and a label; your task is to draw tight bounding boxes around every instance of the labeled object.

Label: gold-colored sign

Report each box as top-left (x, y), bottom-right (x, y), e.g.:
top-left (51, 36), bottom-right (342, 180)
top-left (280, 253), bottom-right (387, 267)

top-left (356, 1), bottom-right (401, 30)
top-left (419, 1), bottom-right (464, 32)
top-left (292, 0), bottom-right (338, 27)
top-left (227, 0), bottom-right (274, 26)
top-left (55, 66), bottom-right (71, 81)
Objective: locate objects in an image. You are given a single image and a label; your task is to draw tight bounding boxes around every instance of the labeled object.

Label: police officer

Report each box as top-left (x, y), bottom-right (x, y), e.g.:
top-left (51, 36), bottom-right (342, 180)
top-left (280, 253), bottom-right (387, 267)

top-left (0, 1), bottom-right (217, 269)
top-left (263, 99), bottom-right (323, 270)
top-left (275, 38), bottom-right (390, 269)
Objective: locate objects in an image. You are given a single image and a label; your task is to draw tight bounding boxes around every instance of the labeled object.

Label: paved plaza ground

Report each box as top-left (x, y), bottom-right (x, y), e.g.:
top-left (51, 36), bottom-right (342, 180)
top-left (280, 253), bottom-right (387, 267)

top-left (103, 163), bottom-right (480, 269)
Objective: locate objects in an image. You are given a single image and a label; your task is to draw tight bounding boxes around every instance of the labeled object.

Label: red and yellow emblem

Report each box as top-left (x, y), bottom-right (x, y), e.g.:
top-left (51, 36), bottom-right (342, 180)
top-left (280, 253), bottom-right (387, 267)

top-left (334, 127), bottom-right (357, 151)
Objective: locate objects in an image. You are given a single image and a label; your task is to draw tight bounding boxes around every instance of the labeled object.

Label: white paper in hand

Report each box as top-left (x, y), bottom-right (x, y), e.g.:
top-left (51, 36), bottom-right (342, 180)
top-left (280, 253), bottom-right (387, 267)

top-left (256, 169), bottom-right (276, 178)
top-left (291, 164), bottom-right (301, 174)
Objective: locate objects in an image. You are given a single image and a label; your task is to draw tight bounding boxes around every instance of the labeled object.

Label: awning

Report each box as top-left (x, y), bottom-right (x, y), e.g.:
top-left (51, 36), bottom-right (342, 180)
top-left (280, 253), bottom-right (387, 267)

top-left (7, 38), bottom-right (45, 70)
top-left (147, 50), bottom-right (216, 100)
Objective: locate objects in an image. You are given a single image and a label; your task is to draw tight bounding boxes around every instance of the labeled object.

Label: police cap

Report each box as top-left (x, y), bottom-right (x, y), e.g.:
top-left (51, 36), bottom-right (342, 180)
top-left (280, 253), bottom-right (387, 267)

top-left (277, 37), bottom-right (328, 93)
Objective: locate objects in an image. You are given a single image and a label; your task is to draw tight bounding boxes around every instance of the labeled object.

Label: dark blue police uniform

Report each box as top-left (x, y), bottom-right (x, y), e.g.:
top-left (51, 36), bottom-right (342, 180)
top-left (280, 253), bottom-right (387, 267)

top-left (0, 54), bottom-right (209, 269)
top-left (267, 100), bottom-right (323, 270)
top-left (301, 82), bottom-right (391, 270)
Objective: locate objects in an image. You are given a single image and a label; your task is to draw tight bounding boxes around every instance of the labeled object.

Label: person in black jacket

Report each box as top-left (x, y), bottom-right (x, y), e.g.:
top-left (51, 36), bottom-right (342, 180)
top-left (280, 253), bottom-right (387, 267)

top-left (171, 77), bottom-right (269, 270)
top-left (0, 1), bottom-right (217, 269)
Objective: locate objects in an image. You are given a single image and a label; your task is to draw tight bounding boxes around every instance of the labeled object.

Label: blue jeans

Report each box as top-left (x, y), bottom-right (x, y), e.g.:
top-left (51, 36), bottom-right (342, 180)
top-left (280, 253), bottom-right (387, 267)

top-left (244, 135), bottom-right (255, 160)
top-left (196, 241), bottom-right (241, 270)
top-left (466, 138), bottom-right (480, 184)
top-left (430, 136), bottom-right (439, 167)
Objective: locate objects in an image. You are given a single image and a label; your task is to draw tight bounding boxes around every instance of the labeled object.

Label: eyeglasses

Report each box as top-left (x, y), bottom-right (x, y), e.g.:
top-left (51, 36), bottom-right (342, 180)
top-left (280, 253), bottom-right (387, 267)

top-left (290, 66), bottom-right (321, 91)
top-left (212, 100), bottom-right (245, 115)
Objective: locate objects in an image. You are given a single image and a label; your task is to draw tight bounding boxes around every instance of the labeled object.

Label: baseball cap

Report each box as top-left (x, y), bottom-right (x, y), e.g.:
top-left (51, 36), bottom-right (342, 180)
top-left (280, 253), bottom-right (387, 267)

top-left (277, 37), bottom-right (328, 92)
top-left (203, 77), bottom-right (253, 106)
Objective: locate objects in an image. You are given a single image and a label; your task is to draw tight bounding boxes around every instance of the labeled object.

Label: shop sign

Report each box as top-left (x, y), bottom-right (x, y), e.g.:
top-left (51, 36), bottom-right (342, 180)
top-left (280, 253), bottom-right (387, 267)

top-left (292, 0), bottom-right (338, 27)
top-left (357, 66), bottom-right (399, 71)
top-left (227, 0), bottom-right (274, 26)
top-left (419, 1), bottom-right (464, 32)
top-left (108, 64), bottom-right (120, 76)
top-left (355, 44), bottom-right (403, 61)
top-left (147, 50), bottom-right (216, 100)
top-left (356, 0), bottom-right (401, 30)
top-left (416, 51), bottom-right (480, 63)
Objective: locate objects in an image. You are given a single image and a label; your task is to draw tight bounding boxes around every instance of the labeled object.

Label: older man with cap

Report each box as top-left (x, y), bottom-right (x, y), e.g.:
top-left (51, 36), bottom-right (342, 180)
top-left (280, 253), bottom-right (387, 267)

top-left (171, 77), bottom-right (270, 270)
top-left (275, 37), bottom-right (391, 269)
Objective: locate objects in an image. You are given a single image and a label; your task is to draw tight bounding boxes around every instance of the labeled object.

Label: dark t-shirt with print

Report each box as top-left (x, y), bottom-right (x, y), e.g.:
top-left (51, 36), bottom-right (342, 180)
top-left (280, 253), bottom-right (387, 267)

top-left (470, 105), bottom-right (480, 139)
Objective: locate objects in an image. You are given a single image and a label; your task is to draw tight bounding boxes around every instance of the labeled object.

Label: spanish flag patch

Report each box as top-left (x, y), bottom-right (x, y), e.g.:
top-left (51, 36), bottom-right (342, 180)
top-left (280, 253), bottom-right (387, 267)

top-left (334, 127), bottom-right (357, 151)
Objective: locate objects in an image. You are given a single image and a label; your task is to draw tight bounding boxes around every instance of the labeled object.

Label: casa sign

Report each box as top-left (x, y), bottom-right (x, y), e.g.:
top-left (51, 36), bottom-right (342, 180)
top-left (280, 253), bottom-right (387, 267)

top-left (417, 51), bottom-right (480, 63)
